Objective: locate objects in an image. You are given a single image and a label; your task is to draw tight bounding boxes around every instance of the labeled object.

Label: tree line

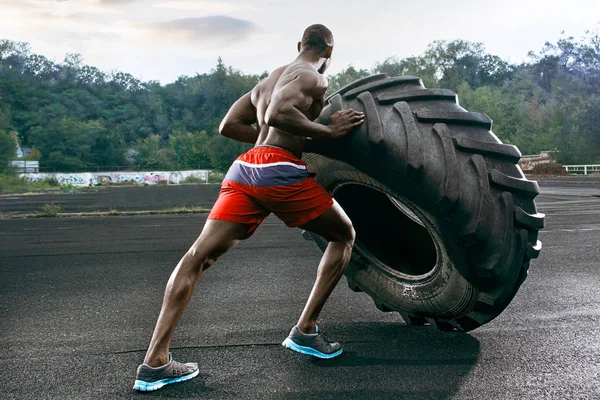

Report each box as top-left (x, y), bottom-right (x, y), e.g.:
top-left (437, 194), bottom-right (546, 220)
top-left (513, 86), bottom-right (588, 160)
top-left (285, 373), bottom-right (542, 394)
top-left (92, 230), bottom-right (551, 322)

top-left (1, 28), bottom-right (598, 173)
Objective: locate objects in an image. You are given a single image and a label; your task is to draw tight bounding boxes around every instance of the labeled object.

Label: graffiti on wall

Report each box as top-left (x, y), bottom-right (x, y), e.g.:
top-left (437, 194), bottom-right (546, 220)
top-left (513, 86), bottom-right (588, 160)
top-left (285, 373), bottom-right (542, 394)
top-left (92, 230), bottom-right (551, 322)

top-left (58, 175), bottom-right (86, 185)
top-left (169, 172), bottom-right (183, 184)
top-left (21, 170), bottom-right (210, 187)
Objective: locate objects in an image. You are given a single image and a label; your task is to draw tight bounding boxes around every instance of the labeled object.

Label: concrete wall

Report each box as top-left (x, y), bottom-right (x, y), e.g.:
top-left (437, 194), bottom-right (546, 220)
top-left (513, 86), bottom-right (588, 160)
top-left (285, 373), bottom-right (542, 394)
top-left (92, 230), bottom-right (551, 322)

top-left (20, 170), bottom-right (211, 187)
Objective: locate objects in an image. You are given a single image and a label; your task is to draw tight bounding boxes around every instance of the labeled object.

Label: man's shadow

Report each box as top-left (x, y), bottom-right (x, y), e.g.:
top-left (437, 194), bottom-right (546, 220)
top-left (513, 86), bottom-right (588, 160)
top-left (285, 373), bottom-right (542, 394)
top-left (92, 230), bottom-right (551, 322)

top-left (139, 321), bottom-right (480, 400)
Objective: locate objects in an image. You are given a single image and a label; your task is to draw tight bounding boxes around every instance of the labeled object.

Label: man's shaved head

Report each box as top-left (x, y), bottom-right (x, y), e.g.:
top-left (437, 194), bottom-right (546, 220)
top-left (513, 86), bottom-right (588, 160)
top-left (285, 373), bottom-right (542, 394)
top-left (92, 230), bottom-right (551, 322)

top-left (301, 24), bottom-right (334, 53)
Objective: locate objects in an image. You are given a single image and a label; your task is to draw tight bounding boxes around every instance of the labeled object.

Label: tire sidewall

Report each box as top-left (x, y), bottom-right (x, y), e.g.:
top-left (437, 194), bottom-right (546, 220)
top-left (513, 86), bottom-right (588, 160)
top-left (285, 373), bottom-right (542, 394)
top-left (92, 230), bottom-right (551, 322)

top-left (304, 154), bottom-right (478, 318)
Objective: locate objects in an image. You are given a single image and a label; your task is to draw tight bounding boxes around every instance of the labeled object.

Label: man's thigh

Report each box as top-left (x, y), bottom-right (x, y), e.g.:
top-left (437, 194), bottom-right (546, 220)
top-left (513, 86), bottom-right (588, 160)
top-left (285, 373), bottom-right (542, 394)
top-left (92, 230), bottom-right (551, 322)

top-left (189, 219), bottom-right (251, 260)
top-left (299, 200), bottom-right (354, 243)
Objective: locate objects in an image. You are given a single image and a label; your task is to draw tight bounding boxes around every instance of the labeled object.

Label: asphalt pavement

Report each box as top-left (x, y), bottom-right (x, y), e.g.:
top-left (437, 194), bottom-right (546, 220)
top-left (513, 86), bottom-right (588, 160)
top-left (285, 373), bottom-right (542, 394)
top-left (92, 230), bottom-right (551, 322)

top-left (0, 184), bottom-right (222, 215)
top-left (0, 179), bottom-right (598, 399)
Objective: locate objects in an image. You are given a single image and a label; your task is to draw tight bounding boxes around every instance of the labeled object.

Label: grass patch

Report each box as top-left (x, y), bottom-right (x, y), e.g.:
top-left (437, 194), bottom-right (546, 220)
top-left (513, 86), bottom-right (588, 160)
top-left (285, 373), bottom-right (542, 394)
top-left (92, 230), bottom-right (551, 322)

top-left (183, 175), bottom-right (205, 184)
top-left (12, 205), bottom-right (211, 219)
top-left (157, 206), bottom-right (207, 214)
top-left (36, 203), bottom-right (61, 217)
top-left (0, 173), bottom-right (60, 192)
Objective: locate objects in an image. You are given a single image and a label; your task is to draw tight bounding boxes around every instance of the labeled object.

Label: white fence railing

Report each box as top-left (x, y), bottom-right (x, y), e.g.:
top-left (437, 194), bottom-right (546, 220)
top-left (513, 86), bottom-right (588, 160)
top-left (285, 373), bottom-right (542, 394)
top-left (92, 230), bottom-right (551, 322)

top-left (563, 165), bottom-right (600, 175)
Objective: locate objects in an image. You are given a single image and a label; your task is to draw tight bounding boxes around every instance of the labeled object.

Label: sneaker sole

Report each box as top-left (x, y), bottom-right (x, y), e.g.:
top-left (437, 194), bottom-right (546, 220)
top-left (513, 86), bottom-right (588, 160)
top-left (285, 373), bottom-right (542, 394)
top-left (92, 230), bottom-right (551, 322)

top-left (133, 369), bottom-right (199, 391)
top-left (281, 338), bottom-right (343, 359)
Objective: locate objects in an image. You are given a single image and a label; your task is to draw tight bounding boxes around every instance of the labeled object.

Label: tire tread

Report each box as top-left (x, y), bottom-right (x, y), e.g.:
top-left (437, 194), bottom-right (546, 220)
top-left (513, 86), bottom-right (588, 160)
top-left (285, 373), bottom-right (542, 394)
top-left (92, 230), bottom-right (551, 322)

top-left (453, 136), bottom-right (521, 163)
top-left (344, 76), bottom-right (423, 99)
top-left (377, 88), bottom-right (457, 104)
top-left (416, 111), bottom-right (493, 130)
top-left (357, 92), bottom-right (384, 146)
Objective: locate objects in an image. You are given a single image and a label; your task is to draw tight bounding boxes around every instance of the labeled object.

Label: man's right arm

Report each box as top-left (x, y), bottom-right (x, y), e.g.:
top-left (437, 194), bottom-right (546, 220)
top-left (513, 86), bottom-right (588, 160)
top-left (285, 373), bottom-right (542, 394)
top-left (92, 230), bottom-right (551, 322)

top-left (264, 71), bottom-right (364, 140)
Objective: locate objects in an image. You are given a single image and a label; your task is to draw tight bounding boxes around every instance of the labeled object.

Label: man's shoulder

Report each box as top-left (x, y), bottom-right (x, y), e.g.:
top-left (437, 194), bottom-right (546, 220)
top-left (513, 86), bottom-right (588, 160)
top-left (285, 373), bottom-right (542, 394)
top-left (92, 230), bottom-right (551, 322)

top-left (289, 66), bottom-right (327, 95)
top-left (264, 63), bottom-right (326, 97)
top-left (294, 66), bottom-right (326, 83)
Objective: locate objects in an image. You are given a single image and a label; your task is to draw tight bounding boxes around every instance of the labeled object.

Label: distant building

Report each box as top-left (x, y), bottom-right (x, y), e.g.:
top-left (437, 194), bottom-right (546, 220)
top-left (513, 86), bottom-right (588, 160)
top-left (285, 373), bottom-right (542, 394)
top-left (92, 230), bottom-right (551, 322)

top-left (12, 138), bottom-right (38, 172)
top-left (19, 146), bottom-right (32, 159)
top-left (125, 149), bottom-right (139, 164)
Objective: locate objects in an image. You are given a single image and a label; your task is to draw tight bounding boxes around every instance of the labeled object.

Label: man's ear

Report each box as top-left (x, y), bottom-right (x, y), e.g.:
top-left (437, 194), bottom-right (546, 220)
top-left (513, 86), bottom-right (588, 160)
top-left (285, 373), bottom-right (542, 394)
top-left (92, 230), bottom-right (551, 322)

top-left (324, 47), bottom-right (333, 58)
top-left (297, 41), bottom-right (302, 53)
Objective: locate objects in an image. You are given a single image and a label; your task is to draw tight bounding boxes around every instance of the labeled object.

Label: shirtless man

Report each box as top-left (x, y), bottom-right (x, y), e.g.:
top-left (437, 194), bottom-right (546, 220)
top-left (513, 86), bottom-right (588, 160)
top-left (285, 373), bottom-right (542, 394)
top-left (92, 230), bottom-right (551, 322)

top-left (133, 24), bottom-right (365, 392)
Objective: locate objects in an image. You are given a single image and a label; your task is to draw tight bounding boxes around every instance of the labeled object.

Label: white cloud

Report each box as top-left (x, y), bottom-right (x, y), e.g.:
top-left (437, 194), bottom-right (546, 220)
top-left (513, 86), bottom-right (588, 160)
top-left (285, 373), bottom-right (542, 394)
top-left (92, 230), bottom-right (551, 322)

top-left (141, 16), bottom-right (260, 47)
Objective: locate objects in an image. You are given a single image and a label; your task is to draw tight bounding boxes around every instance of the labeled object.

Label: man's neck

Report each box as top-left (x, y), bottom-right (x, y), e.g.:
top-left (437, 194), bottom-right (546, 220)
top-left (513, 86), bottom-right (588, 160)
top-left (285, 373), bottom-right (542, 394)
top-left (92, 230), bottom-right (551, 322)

top-left (296, 50), bottom-right (323, 71)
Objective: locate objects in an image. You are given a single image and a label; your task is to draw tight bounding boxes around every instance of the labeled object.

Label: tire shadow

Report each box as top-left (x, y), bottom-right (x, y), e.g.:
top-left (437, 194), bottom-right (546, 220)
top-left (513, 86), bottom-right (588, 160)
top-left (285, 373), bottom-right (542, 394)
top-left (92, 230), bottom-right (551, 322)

top-left (287, 321), bottom-right (481, 399)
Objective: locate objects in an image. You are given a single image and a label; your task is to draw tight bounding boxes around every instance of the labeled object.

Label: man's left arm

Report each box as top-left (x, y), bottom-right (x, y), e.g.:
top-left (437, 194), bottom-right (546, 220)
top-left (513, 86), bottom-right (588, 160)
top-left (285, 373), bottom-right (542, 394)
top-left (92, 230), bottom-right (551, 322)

top-left (219, 92), bottom-right (259, 144)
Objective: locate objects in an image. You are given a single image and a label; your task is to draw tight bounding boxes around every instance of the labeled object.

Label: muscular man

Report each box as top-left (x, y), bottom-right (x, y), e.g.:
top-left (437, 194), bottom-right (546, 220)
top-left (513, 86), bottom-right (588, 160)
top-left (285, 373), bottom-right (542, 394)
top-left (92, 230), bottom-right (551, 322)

top-left (133, 24), bottom-right (364, 392)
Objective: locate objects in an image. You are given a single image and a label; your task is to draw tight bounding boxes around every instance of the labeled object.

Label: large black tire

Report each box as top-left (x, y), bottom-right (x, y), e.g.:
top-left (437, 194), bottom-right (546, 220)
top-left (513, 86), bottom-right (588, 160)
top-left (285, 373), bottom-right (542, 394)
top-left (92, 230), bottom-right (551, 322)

top-left (303, 74), bottom-right (544, 332)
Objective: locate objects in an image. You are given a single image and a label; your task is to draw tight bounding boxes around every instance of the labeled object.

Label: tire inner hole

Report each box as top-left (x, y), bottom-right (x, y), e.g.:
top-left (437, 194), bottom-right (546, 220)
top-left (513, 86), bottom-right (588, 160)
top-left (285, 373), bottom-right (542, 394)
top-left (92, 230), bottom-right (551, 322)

top-left (334, 184), bottom-right (437, 276)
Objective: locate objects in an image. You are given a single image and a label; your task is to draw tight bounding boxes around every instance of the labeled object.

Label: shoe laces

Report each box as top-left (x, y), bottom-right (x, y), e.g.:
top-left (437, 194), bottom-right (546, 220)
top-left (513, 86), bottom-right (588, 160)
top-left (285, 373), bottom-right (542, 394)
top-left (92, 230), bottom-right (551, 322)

top-left (315, 329), bottom-right (335, 348)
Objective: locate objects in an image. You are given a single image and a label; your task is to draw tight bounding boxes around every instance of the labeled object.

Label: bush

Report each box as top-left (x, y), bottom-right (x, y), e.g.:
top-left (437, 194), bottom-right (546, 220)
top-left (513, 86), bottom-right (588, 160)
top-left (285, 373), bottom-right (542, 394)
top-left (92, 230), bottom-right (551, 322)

top-left (208, 172), bottom-right (225, 184)
top-left (45, 176), bottom-right (59, 186)
top-left (0, 173), bottom-right (22, 192)
top-left (37, 203), bottom-right (61, 217)
top-left (182, 175), bottom-right (204, 184)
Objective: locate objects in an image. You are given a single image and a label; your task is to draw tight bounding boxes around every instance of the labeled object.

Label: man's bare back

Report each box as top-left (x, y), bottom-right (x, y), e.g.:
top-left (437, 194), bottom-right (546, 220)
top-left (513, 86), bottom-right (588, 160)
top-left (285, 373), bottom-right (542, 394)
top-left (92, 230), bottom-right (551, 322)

top-left (251, 60), bottom-right (365, 159)
top-left (251, 63), bottom-right (327, 157)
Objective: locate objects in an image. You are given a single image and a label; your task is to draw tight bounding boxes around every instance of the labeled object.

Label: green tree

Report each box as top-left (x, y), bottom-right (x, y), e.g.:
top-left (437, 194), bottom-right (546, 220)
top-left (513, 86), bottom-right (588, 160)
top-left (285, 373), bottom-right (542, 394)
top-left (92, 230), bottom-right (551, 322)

top-left (90, 130), bottom-right (125, 167)
top-left (326, 65), bottom-right (370, 94)
top-left (208, 134), bottom-right (251, 172)
top-left (0, 105), bottom-right (11, 131)
top-left (0, 130), bottom-right (16, 171)
top-left (169, 130), bottom-right (212, 169)
top-left (134, 134), bottom-right (176, 170)
top-left (28, 118), bottom-right (102, 171)
top-left (27, 146), bottom-right (41, 161)
top-left (374, 56), bottom-right (438, 88)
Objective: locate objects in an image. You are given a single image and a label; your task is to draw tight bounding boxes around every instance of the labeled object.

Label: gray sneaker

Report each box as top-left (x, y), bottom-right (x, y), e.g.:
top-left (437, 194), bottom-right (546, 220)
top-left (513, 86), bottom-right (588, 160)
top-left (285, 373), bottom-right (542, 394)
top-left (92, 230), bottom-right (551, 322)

top-left (282, 325), bottom-right (343, 359)
top-left (133, 353), bottom-right (199, 391)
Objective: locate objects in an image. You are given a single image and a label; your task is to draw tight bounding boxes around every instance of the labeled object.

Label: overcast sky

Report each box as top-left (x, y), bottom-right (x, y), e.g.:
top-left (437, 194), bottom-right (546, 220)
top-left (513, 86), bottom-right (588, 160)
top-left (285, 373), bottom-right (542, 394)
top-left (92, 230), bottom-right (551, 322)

top-left (1, 0), bottom-right (598, 83)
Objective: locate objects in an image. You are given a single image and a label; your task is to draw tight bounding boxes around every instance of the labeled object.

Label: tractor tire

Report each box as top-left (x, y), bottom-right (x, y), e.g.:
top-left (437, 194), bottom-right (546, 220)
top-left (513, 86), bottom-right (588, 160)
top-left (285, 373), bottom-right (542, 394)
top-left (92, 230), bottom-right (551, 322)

top-left (303, 74), bottom-right (544, 332)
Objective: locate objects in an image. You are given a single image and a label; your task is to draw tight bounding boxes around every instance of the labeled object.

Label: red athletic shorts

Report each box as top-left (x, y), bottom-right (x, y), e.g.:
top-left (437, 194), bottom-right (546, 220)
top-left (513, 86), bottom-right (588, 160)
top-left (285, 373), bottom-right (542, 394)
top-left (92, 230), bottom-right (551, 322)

top-left (208, 145), bottom-right (333, 237)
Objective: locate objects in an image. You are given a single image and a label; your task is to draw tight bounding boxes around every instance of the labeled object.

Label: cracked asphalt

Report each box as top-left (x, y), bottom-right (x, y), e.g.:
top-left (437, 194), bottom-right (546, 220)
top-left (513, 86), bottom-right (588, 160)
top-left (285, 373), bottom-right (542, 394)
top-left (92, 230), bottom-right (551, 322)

top-left (0, 178), bottom-right (598, 399)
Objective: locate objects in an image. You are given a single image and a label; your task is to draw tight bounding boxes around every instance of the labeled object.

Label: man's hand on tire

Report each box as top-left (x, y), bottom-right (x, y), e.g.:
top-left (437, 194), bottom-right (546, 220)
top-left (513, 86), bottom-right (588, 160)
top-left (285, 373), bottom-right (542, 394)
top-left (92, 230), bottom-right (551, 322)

top-left (329, 109), bottom-right (365, 138)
